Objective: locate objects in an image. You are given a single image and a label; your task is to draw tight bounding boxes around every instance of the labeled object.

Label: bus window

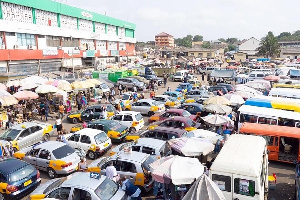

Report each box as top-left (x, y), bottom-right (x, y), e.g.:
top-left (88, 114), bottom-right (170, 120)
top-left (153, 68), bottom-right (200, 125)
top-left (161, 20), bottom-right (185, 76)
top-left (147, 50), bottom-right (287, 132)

top-left (258, 117), bottom-right (274, 124)
top-left (240, 114), bottom-right (257, 123)
top-left (262, 136), bottom-right (275, 146)
top-left (278, 118), bottom-right (294, 127)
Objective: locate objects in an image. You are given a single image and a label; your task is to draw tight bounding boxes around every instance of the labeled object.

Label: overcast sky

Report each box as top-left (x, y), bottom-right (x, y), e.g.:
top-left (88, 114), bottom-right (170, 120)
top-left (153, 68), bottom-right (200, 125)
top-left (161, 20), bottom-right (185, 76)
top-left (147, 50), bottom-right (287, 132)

top-left (64, 0), bottom-right (300, 42)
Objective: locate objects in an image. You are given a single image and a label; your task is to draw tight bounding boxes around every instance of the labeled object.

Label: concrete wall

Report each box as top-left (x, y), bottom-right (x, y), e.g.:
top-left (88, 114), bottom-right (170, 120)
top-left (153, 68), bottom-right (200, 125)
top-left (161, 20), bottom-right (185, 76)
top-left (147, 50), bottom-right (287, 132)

top-left (239, 37), bottom-right (260, 51)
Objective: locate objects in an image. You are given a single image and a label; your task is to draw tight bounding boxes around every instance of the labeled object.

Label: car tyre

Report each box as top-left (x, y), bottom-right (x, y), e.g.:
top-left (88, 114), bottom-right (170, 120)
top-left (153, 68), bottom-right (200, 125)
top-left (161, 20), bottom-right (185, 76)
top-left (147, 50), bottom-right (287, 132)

top-left (47, 168), bottom-right (57, 179)
top-left (129, 127), bottom-right (136, 133)
top-left (88, 150), bottom-right (96, 160)
top-left (43, 133), bottom-right (50, 141)
top-left (72, 118), bottom-right (78, 124)
top-left (148, 111), bottom-right (154, 117)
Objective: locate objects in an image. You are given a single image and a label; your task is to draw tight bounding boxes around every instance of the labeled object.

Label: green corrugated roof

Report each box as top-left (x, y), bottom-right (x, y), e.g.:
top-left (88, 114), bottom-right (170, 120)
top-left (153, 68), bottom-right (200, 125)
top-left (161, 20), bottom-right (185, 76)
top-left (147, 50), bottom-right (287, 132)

top-left (1, 0), bottom-right (136, 29)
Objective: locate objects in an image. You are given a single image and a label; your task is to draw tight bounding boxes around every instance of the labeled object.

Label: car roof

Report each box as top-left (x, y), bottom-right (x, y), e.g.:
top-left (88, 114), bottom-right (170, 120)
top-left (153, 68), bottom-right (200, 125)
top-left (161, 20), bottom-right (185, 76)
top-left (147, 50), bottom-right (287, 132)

top-left (181, 103), bottom-right (203, 107)
top-left (118, 111), bottom-right (140, 115)
top-left (138, 99), bottom-right (155, 103)
top-left (166, 109), bottom-right (184, 114)
top-left (153, 126), bottom-right (187, 135)
top-left (88, 104), bottom-right (113, 108)
top-left (89, 119), bottom-right (118, 125)
top-left (164, 116), bottom-right (189, 122)
top-left (179, 83), bottom-right (190, 85)
top-left (111, 151), bottom-right (149, 163)
top-left (0, 158), bottom-right (29, 175)
top-left (136, 138), bottom-right (166, 149)
top-left (61, 172), bottom-right (107, 190)
top-left (34, 141), bottom-right (66, 151)
top-left (75, 128), bottom-right (106, 136)
top-left (165, 91), bottom-right (180, 95)
top-left (156, 95), bottom-right (170, 98)
top-left (11, 122), bottom-right (43, 130)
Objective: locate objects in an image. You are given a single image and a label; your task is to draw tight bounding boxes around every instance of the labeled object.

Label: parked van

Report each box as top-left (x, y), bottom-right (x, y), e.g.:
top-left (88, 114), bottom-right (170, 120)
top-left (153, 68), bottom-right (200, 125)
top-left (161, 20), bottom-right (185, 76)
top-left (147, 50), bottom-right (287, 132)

top-left (248, 71), bottom-right (266, 81)
top-left (173, 70), bottom-right (189, 82)
top-left (269, 88), bottom-right (300, 99)
top-left (209, 134), bottom-right (268, 200)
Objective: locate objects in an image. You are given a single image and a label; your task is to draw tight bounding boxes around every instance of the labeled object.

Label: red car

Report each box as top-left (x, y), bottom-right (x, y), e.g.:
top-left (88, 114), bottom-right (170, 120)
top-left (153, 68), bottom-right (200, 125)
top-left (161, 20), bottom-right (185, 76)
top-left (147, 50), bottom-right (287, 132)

top-left (149, 109), bottom-right (197, 123)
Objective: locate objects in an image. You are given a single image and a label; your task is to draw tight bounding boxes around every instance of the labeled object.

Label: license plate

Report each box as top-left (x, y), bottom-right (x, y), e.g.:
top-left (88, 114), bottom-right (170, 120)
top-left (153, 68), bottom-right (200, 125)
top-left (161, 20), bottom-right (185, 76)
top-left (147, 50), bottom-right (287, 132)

top-left (24, 179), bottom-right (32, 187)
top-left (104, 143), bottom-right (109, 147)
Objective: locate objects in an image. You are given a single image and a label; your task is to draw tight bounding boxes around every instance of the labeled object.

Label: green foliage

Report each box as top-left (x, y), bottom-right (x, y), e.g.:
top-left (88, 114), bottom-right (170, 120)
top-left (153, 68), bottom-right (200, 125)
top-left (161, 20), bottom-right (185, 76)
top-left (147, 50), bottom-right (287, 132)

top-left (218, 38), bottom-right (226, 42)
top-left (201, 42), bottom-right (211, 49)
top-left (175, 34), bottom-right (203, 47)
top-left (228, 44), bottom-right (237, 51)
top-left (276, 30), bottom-right (300, 41)
top-left (226, 38), bottom-right (238, 44)
top-left (257, 31), bottom-right (280, 58)
top-left (193, 35), bottom-right (203, 42)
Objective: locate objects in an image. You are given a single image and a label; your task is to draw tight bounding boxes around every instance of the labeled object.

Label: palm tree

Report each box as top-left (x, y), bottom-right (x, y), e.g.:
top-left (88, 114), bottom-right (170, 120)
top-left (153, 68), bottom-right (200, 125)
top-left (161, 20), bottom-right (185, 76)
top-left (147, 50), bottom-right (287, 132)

top-left (257, 31), bottom-right (280, 58)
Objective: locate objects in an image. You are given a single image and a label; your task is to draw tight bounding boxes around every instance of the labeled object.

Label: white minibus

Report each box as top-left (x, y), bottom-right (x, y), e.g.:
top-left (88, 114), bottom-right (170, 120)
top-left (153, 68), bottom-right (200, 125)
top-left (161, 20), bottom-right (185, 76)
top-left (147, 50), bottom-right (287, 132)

top-left (269, 88), bottom-right (300, 99)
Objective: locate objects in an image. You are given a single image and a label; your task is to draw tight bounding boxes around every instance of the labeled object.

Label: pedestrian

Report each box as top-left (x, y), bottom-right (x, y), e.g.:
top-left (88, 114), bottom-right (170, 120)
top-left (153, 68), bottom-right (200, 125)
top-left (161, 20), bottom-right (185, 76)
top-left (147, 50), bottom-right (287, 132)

top-left (105, 161), bottom-right (119, 182)
top-left (111, 88), bottom-right (115, 101)
top-left (83, 121), bottom-right (87, 128)
top-left (81, 95), bottom-right (87, 108)
top-left (202, 73), bottom-right (205, 82)
top-left (76, 94), bottom-right (82, 110)
top-left (163, 73), bottom-right (168, 87)
top-left (44, 102), bottom-right (50, 121)
top-left (118, 84), bottom-right (123, 96)
top-left (120, 176), bottom-right (142, 200)
top-left (78, 157), bottom-right (88, 172)
top-left (55, 116), bottom-right (63, 135)
top-left (117, 100), bottom-right (122, 112)
top-left (167, 86), bottom-right (171, 92)
top-left (58, 103), bottom-right (64, 119)
top-left (40, 106), bottom-right (46, 121)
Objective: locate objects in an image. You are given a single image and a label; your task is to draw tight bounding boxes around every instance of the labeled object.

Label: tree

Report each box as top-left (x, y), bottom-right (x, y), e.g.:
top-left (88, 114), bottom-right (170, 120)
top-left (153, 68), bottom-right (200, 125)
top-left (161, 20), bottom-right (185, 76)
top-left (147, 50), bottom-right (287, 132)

top-left (226, 38), bottom-right (238, 44)
top-left (193, 35), bottom-right (203, 42)
top-left (277, 32), bottom-right (291, 39)
top-left (257, 31), bottom-right (280, 58)
top-left (228, 44), bottom-right (237, 51)
top-left (201, 42), bottom-right (211, 49)
top-left (218, 38), bottom-right (226, 42)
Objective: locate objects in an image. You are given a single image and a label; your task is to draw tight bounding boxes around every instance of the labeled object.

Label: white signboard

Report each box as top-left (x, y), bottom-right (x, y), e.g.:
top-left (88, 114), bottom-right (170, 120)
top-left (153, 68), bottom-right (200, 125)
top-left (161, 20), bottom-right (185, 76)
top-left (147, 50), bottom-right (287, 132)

top-left (43, 49), bottom-right (58, 56)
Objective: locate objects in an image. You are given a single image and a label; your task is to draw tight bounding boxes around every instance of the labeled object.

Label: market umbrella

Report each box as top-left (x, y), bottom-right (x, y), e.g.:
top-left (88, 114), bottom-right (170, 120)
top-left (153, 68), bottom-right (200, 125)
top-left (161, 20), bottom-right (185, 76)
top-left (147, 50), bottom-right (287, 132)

top-left (0, 83), bottom-right (7, 90)
top-left (234, 91), bottom-right (255, 99)
top-left (224, 93), bottom-right (245, 105)
top-left (182, 174), bottom-right (226, 200)
top-left (13, 91), bottom-right (39, 100)
top-left (71, 81), bottom-right (95, 89)
top-left (235, 85), bottom-right (262, 95)
top-left (0, 89), bottom-right (12, 97)
top-left (201, 114), bottom-right (233, 126)
top-left (57, 82), bottom-right (72, 92)
top-left (203, 96), bottom-right (230, 105)
top-left (204, 104), bottom-right (232, 115)
top-left (52, 80), bottom-right (70, 87)
top-left (86, 79), bottom-right (101, 85)
top-left (186, 129), bottom-right (223, 145)
top-left (149, 155), bottom-right (204, 185)
top-left (6, 80), bottom-right (20, 87)
top-left (35, 85), bottom-right (58, 93)
top-left (0, 95), bottom-right (18, 106)
top-left (264, 75), bottom-right (280, 82)
top-left (21, 76), bottom-right (47, 85)
top-left (19, 82), bottom-right (39, 90)
top-left (54, 90), bottom-right (68, 101)
top-left (168, 138), bottom-right (215, 157)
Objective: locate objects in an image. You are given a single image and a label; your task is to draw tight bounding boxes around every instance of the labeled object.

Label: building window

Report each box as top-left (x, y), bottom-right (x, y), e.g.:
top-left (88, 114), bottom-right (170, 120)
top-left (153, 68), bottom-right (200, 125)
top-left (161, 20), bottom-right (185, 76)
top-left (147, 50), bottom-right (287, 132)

top-left (17, 33), bottom-right (36, 46)
top-left (198, 53), bottom-right (203, 57)
top-left (207, 53), bottom-right (212, 57)
top-left (0, 32), bottom-right (4, 46)
top-left (62, 37), bottom-right (78, 47)
top-left (190, 53), bottom-right (194, 56)
top-left (47, 36), bottom-right (61, 47)
top-left (1, 2), bottom-right (33, 24)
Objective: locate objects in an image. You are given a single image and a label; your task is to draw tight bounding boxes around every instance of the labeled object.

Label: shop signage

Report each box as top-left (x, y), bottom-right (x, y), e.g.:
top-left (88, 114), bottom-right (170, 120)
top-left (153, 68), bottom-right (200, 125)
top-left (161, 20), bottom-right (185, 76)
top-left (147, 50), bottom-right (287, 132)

top-left (110, 50), bottom-right (119, 56)
top-left (43, 49), bottom-right (58, 56)
top-left (100, 50), bottom-right (108, 56)
top-left (86, 50), bottom-right (95, 57)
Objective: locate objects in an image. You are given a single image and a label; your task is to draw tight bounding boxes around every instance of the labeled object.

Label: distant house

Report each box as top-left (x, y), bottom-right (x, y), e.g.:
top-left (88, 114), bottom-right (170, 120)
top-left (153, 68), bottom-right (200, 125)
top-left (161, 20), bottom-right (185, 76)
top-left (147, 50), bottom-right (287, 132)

top-left (155, 32), bottom-right (175, 48)
top-left (237, 37), bottom-right (260, 60)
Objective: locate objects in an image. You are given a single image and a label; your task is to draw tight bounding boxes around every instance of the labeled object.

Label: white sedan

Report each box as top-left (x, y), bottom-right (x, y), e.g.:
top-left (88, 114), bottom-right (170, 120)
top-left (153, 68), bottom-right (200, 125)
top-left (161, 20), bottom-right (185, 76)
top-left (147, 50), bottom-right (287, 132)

top-left (126, 99), bottom-right (165, 116)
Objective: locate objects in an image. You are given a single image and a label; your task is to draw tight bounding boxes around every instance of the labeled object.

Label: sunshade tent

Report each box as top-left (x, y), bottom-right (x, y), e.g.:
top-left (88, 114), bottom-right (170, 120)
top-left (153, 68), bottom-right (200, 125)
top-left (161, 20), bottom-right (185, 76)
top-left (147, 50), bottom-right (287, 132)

top-left (168, 138), bottom-right (215, 156)
top-left (35, 85), bottom-right (58, 93)
top-left (13, 91), bottom-right (39, 100)
top-left (71, 81), bottom-right (95, 89)
top-left (21, 76), bottom-right (47, 85)
top-left (224, 93), bottom-right (245, 105)
top-left (19, 82), bottom-right (39, 90)
top-left (0, 83), bottom-right (6, 90)
top-left (234, 91), bottom-right (255, 99)
top-left (235, 85), bottom-right (262, 95)
top-left (246, 80), bottom-right (271, 90)
top-left (6, 80), bottom-right (20, 87)
top-left (204, 104), bottom-right (232, 115)
top-left (201, 114), bottom-right (233, 126)
top-left (204, 96), bottom-right (230, 105)
top-left (0, 90), bottom-right (12, 97)
top-left (86, 79), bottom-right (101, 85)
top-left (183, 174), bottom-right (226, 200)
top-left (186, 129), bottom-right (223, 145)
top-left (210, 70), bottom-right (235, 78)
top-left (0, 95), bottom-right (18, 106)
top-left (149, 155), bottom-right (204, 185)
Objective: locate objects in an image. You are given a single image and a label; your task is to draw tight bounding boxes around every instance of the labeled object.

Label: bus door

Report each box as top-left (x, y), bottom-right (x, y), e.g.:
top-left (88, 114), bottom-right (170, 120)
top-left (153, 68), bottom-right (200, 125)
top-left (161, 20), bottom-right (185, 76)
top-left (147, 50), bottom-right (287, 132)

top-left (265, 136), bottom-right (279, 161)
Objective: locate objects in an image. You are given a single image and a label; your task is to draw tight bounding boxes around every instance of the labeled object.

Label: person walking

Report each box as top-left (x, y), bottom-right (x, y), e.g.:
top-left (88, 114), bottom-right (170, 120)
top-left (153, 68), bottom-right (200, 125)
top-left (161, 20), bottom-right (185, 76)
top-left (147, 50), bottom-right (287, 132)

top-left (78, 157), bottom-right (88, 172)
top-left (105, 161), bottom-right (119, 182)
top-left (120, 177), bottom-right (142, 200)
top-left (118, 84), bottom-right (123, 96)
top-left (58, 103), bottom-right (64, 119)
top-left (163, 73), bottom-right (168, 87)
top-left (76, 94), bottom-right (82, 111)
top-left (55, 116), bottom-right (63, 135)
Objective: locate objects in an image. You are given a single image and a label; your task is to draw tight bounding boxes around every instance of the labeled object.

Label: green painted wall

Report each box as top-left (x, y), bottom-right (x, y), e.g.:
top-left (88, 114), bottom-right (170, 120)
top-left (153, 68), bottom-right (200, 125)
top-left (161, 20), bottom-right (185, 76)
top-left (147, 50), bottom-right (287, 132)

top-left (57, 13), bottom-right (61, 27)
top-left (2, 0), bottom-right (136, 30)
top-left (0, 1), bottom-right (2, 19)
top-left (32, 8), bottom-right (36, 24)
top-left (125, 29), bottom-right (134, 38)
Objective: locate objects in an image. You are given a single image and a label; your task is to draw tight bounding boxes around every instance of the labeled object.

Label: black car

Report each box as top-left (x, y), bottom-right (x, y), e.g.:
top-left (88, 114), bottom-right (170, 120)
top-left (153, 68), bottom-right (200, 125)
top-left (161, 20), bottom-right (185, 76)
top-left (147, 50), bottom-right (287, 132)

top-left (0, 158), bottom-right (40, 200)
top-left (217, 83), bottom-right (235, 92)
top-left (208, 86), bottom-right (228, 95)
top-left (140, 74), bottom-right (163, 86)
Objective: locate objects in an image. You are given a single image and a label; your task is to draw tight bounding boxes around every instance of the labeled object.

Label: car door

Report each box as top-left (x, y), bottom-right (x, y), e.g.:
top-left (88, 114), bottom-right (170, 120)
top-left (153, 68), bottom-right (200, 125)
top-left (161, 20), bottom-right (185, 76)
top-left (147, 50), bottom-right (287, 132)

top-left (123, 115), bottom-right (133, 127)
top-left (46, 187), bottom-right (72, 200)
top-left (140, 102), bottom-right (151, 114)
top-left (131, 102), bottom-right (141, 113)
top-left (36, 148), bottom-right (51, 171)
top-left (67, 134), bottom-right (80, 150)
top-left (93, 107), bottom-right (102, 119)
top-left (30, 125), bottom-right (43, 144)
top-left (79, 135), bottom-right (92, 152)
top-left (71, 188), bottom-right (92, 200)
top-left (81, 108), bottom-right (94, 121)
top-left (112, 114), bottom-right (123, 125)
top-left (23, 148), bottom-right (40, 167)
top-left (119, 161), bottom-right (137, 184)
top-left (17, 128), bottom-right (31, 149)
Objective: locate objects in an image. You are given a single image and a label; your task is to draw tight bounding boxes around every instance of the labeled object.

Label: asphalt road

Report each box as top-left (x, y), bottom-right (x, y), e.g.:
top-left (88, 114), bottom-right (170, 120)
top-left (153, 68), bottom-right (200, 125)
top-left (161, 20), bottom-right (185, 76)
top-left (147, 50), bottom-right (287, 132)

top-left (23, 73), bottom-right (295, 200)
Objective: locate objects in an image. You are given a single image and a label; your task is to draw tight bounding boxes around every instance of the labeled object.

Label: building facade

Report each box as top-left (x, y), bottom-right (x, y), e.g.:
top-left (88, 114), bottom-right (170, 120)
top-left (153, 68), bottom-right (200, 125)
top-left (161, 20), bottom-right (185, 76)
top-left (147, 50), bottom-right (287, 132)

top-left (0, 0), bottom-right (136, 80)
top-left (238, 37), bottom-right (260, 58)
top-left (155, 32), bottom-right (174, 48)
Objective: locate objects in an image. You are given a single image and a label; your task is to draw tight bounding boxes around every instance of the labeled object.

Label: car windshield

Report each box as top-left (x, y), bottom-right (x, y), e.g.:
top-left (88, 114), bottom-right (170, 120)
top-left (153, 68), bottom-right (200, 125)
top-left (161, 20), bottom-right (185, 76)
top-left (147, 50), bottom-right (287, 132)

top-left (43, 177), bottom-right (67, 194)
top-left (0, 129), bottom-right (21, 140)
top-left (52, 145), bottom-right (75, 159)
top-left (175, 72), bottom-right (182, 76)
top-left (132, 79), bottom-right (139, 83)
top-left (142, 156), bottom-right (155, 172)
top-left (94, 132), bottom-right (108, 144)
top-left (135, 113), bottom-right (143, 121)
top-left (94, 177), bottom-right (118, 199)
top-left (122, 94), bottom-right (131, 100)
top-left (182, 110), bottom-right (191, 118)
top-left (106, 106), bottom-right (114, 112)
top-left (152, 101), bottom-right (161, 106)
top-left (177, 85), bottom-right (186, 89)
top-left (107, 121), bottom-right (121, 130)
top-left (9, 164), bottom-right (35, 182)
top-left (186, 119), bottom-right (196, 127)
top-left (100, 83), bottom-right (109, 89)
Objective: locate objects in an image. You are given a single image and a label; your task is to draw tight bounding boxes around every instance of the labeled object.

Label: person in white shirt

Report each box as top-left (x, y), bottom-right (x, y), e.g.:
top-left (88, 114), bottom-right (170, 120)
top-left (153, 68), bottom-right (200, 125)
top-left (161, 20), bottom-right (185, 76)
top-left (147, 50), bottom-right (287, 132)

top-left (106, 161), bottom-right (119, 182)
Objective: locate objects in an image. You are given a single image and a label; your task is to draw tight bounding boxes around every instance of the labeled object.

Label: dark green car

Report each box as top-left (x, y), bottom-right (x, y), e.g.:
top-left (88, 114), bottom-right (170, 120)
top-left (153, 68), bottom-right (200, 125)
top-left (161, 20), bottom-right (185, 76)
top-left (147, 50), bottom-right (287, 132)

top-left (88, 120), bottom-right (129, 142)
